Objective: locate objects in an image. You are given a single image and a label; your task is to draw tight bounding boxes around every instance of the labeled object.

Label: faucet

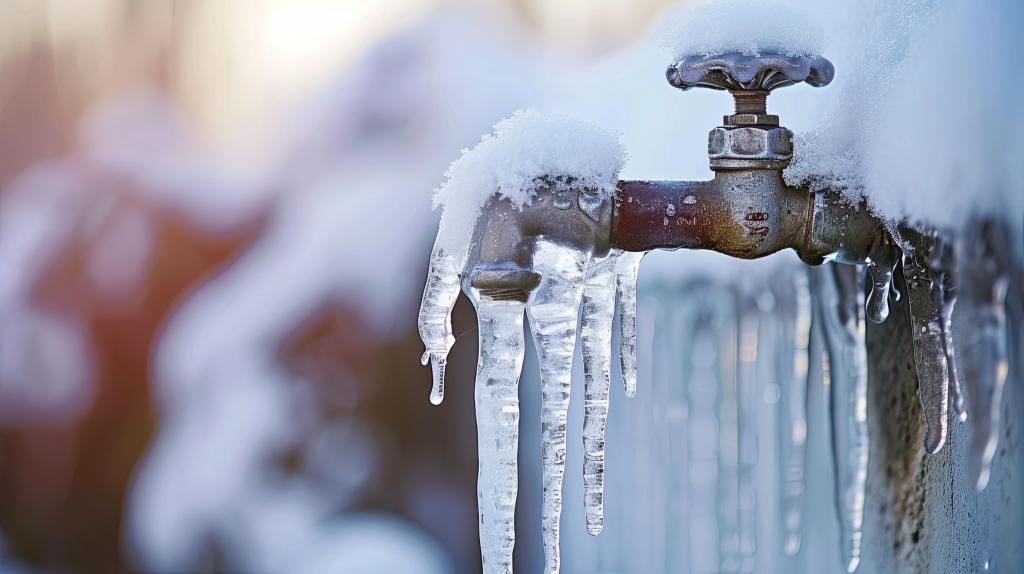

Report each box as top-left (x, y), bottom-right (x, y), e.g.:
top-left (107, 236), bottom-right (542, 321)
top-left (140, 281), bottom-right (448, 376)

top-left (419, 48), bottom-right (973, 574)
top-left (463, 52), bottom-right (899, 307)
top-left (615, 53), bottom-right (889, 268)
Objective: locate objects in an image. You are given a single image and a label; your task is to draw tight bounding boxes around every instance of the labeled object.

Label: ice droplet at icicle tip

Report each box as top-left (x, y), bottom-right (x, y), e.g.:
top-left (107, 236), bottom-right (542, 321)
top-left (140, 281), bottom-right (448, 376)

top-left (418, 248), bottom-right (464, 406)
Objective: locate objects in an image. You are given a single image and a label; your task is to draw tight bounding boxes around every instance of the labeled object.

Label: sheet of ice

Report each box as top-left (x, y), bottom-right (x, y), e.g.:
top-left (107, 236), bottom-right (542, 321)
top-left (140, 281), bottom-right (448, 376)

top-left (659, 0), bottom-right (826, 58)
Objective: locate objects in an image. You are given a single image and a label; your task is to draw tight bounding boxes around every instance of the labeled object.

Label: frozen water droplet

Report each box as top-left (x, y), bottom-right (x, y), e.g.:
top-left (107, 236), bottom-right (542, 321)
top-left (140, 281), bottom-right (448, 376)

top-left (683, 194), bottom-right (698, 205)
top-left (418, 249), bottom-right (465, 406)
top-left (666, 203), bottom-right (677, 217)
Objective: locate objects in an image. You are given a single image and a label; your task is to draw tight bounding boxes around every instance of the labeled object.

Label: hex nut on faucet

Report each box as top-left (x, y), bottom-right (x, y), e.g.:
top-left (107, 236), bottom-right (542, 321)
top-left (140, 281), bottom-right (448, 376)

top-left (708, 126), bottom-right (793, 170)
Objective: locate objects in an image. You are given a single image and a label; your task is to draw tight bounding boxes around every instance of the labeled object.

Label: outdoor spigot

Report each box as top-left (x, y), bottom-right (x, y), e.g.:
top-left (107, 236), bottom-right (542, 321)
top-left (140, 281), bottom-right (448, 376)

top-left (667, 52), bottom-right (834, 169)
top-left (613, 52), bottom-right (837, 260)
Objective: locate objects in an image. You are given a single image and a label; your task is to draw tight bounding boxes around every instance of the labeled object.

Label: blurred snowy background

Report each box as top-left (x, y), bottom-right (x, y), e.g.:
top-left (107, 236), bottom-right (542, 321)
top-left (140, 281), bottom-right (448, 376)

top-left (0, 0), bottom-right (1021, 573)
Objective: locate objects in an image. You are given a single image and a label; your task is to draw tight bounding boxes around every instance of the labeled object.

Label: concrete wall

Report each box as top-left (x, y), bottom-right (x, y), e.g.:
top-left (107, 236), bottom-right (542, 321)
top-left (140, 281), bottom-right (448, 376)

top-left (859, 275), bottom-right (1024, 574)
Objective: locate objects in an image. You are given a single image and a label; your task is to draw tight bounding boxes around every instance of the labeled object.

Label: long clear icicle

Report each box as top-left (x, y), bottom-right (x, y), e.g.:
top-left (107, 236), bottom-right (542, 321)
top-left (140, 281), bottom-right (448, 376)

top-left (778, 270), bottom-right (811, 556)
top-left (932, 240), bottom-right (966, 421)
top-left (615, 251), bottom-right (646, 399)
top-left (959, 220), bottom-right (1012, 491)
top-left (580, 252), bottom-right (618, 536)
top-left (814, 264), bottom-right (869, 573)
top-left (526, 242), bottom-right (588, 574)
top-left (903, 238), bottom-right (951, 454)
top-left (467, 289), bottom-right (528, 574)
top-left (418, 247), bottom-right (465, 405)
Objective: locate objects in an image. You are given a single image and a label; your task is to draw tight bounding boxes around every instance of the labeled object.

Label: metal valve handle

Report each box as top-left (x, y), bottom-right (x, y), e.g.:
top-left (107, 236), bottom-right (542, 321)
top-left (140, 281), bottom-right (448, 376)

top-left (667, 52), bottom-right (834, 118)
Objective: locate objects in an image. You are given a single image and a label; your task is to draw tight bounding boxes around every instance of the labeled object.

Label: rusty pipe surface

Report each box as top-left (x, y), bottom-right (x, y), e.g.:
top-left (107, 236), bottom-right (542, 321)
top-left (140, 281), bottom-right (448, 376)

top-left (611, 172), bottom-right (887, 266)
top-left (612, 171), bottom-right (810, 259)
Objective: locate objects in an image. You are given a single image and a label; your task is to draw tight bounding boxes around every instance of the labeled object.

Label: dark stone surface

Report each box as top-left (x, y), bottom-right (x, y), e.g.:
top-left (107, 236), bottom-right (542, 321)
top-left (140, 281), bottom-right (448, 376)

top-left (860, 269), bottom-right (1024, 573)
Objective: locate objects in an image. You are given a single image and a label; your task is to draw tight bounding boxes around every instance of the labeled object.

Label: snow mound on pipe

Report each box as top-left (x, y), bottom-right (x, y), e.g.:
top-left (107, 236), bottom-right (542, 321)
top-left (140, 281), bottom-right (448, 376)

top-left (432, 110), bottom-right (626, 252)
top-left (862, 0), bottom-right (1024, 228)
top-left (659, 0), bottom-right (826, 58)
top-left (780, 0), bottom-right (1023, 229)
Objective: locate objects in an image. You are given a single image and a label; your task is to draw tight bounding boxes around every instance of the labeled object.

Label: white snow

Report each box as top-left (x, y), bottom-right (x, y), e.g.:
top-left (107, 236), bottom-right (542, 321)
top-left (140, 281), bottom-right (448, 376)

top-left (780, 0), bottom-right (1023, 230)
top-left (655, 0), bottom-right (1022, 230)
top-left (659, 0), bottom-right (826, 58)
top-left (432, 110), bottom-right (626, 255)
top-left (862, 0), bottom-right (1024, 228)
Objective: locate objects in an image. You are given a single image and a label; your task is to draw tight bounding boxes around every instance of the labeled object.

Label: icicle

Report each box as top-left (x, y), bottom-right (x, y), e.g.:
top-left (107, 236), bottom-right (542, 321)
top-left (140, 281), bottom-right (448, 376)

top-left (580, 252), bottom-right (618, 536)
top-left (778, 269), bottom-right (811, 556)
top-left (902, 233), bottom-right (950, 454)
top-left (931, 240), bottom-right (966, 421)
top-left (467, 288), bottom-right (528, 574)
top-left (814, 264), bottom-right (869, 573)
top-left (865, 231), bottom-right (900, 323)
top-left (615, 251), bottom-right (646, 399)
top-left (526, 242), bottom-right (589, 574)
top-left (418, 248), bottom-right (465, 405)
top-left (958, 220), bottom-right (1012, 491)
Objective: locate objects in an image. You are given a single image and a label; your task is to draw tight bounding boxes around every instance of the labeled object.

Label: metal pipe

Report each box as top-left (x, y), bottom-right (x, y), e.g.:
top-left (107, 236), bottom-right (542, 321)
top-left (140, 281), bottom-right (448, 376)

top-left (612, 174), bottom-right (887, 269)
top-left (611, 173), bottom-right (811, 259)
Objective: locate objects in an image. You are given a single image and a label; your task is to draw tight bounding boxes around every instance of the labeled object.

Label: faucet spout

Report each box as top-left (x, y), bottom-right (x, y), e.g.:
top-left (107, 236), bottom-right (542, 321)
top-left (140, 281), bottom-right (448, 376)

top-left (612, 170), bottom-right (811, 259)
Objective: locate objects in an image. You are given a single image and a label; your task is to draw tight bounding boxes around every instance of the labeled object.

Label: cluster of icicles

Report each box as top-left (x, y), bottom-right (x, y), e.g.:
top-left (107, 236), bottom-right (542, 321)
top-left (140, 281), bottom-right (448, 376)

top-left (417, 220), bottom-right (1019, 574)
top-left (419, 242), bottom-right (643, 574)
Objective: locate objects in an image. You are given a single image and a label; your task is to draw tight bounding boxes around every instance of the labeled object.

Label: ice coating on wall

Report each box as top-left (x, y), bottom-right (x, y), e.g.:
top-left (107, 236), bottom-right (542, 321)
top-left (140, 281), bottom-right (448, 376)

top-left (431, 110), bottom-right (626, 256)
top-left (659, 0), bottom-right (826, 58)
